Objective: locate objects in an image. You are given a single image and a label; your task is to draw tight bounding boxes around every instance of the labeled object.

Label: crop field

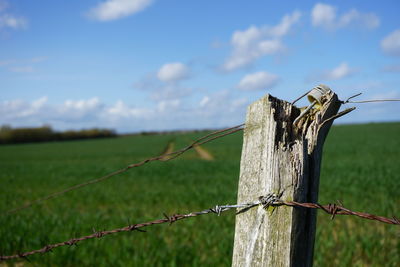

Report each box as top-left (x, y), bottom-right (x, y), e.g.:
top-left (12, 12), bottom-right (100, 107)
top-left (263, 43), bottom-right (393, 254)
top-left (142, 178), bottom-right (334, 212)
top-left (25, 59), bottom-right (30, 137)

top-left (0, 123), bottom-right (399, 266)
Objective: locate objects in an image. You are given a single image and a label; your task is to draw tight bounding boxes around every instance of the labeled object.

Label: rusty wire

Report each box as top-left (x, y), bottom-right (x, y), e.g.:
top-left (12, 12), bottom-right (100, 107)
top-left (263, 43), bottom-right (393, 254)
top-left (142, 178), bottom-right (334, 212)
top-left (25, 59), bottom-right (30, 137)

top-left (271, 200), bottom-right (400, 225)
top-left (3, 124), bottom-right (244, 215)
top-left (1, 194), bottom-right (398, 261)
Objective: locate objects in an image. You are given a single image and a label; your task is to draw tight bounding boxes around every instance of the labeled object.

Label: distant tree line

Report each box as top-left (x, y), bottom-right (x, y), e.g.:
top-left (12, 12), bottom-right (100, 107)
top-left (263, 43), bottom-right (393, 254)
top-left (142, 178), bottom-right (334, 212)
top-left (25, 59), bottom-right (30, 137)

top-left (0, 125), bottom-right (117, 144)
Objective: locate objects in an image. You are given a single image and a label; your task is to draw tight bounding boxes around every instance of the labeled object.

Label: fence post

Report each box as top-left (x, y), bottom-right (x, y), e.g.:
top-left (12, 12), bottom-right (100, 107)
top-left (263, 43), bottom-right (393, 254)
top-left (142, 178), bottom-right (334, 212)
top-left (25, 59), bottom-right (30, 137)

top-left (232, 88), bottom-right (341, 267)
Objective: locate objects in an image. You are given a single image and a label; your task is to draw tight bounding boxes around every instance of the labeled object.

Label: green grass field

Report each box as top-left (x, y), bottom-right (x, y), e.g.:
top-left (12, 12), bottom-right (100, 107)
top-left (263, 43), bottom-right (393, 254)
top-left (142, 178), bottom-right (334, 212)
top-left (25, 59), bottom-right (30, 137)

top-left (0, 123), bottom-right (399, 266)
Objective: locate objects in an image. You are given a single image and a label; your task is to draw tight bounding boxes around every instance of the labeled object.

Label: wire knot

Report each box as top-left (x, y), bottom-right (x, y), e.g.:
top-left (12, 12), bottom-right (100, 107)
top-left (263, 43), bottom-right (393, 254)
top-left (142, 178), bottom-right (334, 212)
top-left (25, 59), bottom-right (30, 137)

top-left (211, 205), bottom-right (224, 216)
top-left (163, 213), bottom-right (180, 225)
top-left (128, 224), bottom-right (146, 232)
top-left (326, 203), bottom-right (340, 220)
top-left (259, 194), bottom-right (281, 209)
top-left (42, 245), bottom-right (53, 253)
top-left (65, 238), bottom-right (78, 246)
top-left (92, 228), bottom-right (105, 238)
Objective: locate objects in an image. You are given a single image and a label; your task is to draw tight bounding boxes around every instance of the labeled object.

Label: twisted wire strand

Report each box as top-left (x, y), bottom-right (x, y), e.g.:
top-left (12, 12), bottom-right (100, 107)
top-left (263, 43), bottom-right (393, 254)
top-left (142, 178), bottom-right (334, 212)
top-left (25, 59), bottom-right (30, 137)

top-left (279, 200), bottom-right (400, 225)
top-left (1, 194), bottom-right (398, 261)
top-left (2, 124), bottom-right (244, 216)
top-left (346, 99), bottom-right (400, 103)
top-left (342, 92), bottom-right (400, 104)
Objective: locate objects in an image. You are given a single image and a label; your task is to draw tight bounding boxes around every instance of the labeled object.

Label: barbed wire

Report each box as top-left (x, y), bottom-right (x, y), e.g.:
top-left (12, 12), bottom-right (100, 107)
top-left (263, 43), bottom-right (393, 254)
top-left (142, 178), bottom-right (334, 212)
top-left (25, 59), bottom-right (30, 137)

top-left (342, 92), bottom-right (400, 104)
top-left (1, 194), bottom-right (398, 261)
top-left (275, 200), bottom-right (400, 225)
top-left (2, 124), bottom-right (244, 216)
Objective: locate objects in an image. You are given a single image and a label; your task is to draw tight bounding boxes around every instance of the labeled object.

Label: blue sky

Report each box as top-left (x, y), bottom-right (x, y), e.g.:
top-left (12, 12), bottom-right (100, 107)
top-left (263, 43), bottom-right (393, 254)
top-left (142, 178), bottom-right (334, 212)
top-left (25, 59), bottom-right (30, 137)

top-left (1, 0), bottom-right (399, 132)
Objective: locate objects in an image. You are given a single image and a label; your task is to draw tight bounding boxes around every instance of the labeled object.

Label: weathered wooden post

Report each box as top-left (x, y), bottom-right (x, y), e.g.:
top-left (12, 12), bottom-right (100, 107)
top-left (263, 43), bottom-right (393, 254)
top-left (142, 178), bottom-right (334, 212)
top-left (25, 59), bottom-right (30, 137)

top-left (232, 86), bottom-right (341, 267)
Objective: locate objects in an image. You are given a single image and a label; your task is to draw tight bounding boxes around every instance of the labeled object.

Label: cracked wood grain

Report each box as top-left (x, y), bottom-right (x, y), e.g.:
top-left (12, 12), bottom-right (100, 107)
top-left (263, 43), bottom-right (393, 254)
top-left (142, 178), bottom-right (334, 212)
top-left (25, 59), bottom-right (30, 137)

top-left (232, 91), bottom-right (341, 267)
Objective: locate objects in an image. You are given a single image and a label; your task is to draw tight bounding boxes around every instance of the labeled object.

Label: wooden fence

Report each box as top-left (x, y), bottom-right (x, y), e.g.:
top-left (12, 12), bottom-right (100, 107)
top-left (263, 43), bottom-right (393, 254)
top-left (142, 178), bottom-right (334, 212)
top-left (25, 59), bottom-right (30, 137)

top-left (233, 86), bottom-right (340, 266)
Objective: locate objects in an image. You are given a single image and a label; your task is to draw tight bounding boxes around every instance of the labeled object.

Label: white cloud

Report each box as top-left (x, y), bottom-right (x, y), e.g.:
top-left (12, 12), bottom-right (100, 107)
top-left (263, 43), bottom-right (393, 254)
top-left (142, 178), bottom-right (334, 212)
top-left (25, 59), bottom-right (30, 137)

top-left (308, 62), bottom-right (357, 81)
top-left (55, 98), bottom-right (104, 122)
top-left (0, 100), bottom-right (25, 119)
top-left (0, 0), bottom-right (28, 31)
top-left (311, 3), bottom-right (336, 29)
top-left (134, 63), bottom-right (192, 116)
top-left (87, 0), bottom-right (153, 21)
top-left (268, 11), bottom-right (303, 37)
top-left (381, 29), bottom-right (400, 57)
top-left (2, 87), bottom-right (398, 133)
top-left (339, 9), bottom-right (379, 29)
top-left (326, 63), bottom-right (355, 80)
top-left (0, 88), bottom-right (245, 132)
top-left (199, 96), bottom-right (210, 107)
top-left (134, 72), bottom-right (192, 102)
top-left (0, 97), bottom-right (106, 129)
top-left (237, 71), bottom-right (279, 91)
top-left (150, 84), bottom-right (192, 101)
top-left (0, 14), bottom-right (27, 29)
top-left (0, 1), bottom-right (28, 30)
top-left (157, 99), bottom-right (181, 112)
top-left (195, 90), bottom-right (249, 121)
top-left (311, 3), bottom-right (379, 31)
top-left (32, 96), bottom-right (48, 109)
top-left (0, 94), bottom-right (248, 132)
top-left (62, 97), bottom-right (102, 112)
top-left (106, 100), bottom-right (151, 118)
top-left (222, 11), bottom-right (301, 71)
top-left (0, 97), bottom-right (48, 119)
top-left (157, 62), bottom-right (190, 83)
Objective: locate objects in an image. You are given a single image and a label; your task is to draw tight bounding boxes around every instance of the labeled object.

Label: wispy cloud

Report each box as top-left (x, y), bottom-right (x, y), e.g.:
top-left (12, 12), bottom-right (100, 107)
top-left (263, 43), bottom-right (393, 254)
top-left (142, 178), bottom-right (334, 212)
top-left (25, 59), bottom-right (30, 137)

top-left (221, 11), bottom-right (301, 71)
top-left (135, 62), bottom-right (193, 103)
top-left (311, 3), bottom-right (379, 31)
top-left (0, 57), bottom-right (47, 73)
top-left (0, 14), bottom-right (27, 29)
top-left (237, 71), bottom-right (279, 91)
top-left (381, 29), bottom-right (400, 57)
top-left (149, 85), bottom-right (192, 101)
top-left (87, 0), bottom-right (153, 21)
top-left (308, 62), bottom-right (357, 81)
top-left (0, 1), bottom-right (28, 30)
top-left (326, 63), bottom-right (357, 80)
